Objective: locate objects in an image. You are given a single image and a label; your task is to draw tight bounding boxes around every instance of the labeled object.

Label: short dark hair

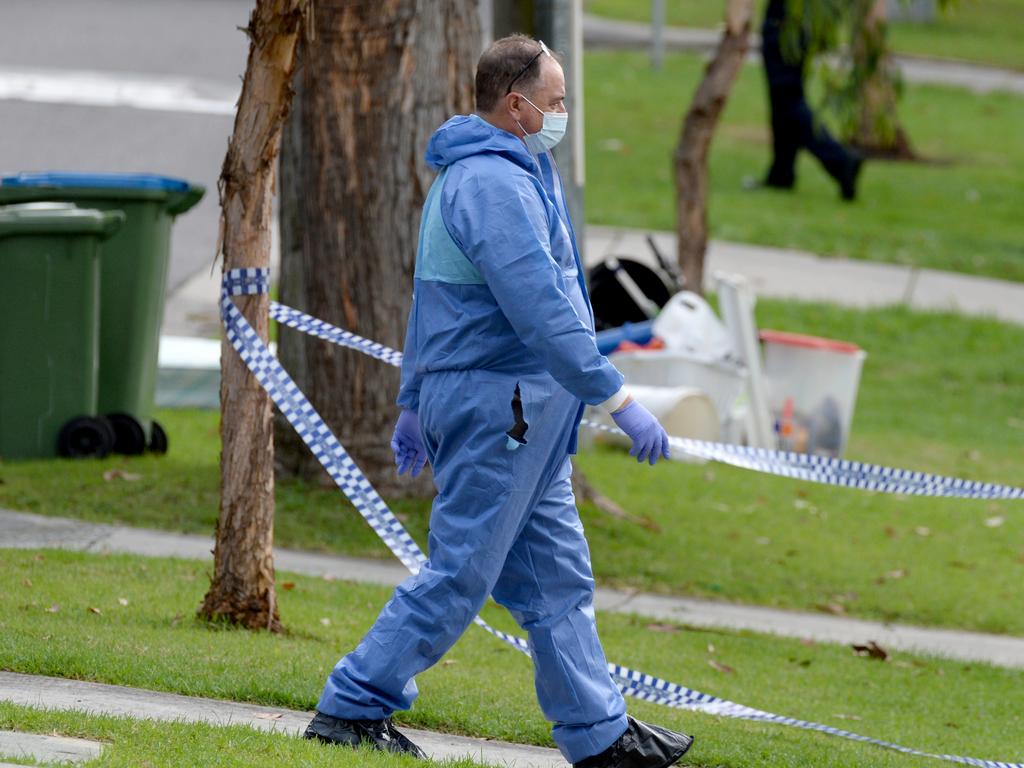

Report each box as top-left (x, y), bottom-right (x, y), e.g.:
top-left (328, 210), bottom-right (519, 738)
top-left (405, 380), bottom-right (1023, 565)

top-left (475, 35), bottom-right (555, 113)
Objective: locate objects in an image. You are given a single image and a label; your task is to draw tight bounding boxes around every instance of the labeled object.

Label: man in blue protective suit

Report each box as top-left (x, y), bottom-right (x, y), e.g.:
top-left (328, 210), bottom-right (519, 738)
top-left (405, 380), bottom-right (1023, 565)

top-left (305, 35), bottom-right (694, 768)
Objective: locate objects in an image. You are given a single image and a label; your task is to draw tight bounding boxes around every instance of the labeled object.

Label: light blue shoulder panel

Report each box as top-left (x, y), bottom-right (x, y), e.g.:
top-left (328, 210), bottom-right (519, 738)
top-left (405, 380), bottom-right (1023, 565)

top-left (415, 167), bottom-right (484, 285)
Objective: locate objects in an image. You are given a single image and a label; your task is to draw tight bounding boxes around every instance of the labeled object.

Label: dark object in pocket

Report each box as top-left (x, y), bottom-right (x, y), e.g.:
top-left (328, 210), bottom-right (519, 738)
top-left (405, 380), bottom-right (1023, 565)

top-left (505, 383), bottom-right (529, 449)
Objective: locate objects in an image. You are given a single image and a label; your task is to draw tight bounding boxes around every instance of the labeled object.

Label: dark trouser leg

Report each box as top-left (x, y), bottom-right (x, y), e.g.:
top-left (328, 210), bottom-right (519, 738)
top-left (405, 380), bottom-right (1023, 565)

top-left (793, 97), bottom-right (857, 185)
top-left (766, 86), bottom-right (801, 188)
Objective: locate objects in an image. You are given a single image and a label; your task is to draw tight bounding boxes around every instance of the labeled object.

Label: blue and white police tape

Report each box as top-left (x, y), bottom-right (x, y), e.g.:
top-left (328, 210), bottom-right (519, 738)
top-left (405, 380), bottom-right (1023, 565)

top-left (223, 268), bottom-right (1021, 767)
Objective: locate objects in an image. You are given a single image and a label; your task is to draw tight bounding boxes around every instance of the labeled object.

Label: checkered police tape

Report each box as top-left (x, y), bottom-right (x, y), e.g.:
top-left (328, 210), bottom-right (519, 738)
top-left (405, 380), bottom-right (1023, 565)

top-left (261, 273), bottom-right (1024, 500)
top-left (223, 269), bottom-right (1021, 767)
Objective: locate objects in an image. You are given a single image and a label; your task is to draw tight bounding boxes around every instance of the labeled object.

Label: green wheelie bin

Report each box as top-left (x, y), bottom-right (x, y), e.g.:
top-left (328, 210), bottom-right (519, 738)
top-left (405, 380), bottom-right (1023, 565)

top-left (0, 203), bottom-right (125, 460)
top-left (0, 173), bottom-right (205, 455)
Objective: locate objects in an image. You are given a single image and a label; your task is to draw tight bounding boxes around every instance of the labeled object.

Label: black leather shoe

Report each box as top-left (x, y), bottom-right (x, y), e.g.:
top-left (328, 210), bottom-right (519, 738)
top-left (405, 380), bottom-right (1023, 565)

top-left (573, 716), bottom-right (694, 768)
top-left (840, 154), bottom-right (863, 201)
top-left (304, 711), bottom-right (427, 759)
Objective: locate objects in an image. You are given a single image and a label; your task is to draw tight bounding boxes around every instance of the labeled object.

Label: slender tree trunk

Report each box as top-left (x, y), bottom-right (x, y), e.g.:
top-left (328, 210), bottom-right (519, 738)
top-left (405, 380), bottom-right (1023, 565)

top-left (851, 0), bottom-right (914, 158)
top-left (674, 0), bottom-right (753, 294)
top-left (275, 0), bottom-right (479, 498)
top-left (200, 0), bottom-right (309, 633)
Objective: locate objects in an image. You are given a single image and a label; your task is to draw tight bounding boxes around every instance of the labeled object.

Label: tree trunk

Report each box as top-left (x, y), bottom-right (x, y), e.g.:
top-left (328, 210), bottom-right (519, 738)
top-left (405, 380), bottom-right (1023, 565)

top-left (850, 0), bottom-right (914, 158)
top-left (200, 0), bottom-right (309, 633)
top-left (674, 0), bottom-right (753, 295)
top-left (275, 0), bottom-right (479, 498)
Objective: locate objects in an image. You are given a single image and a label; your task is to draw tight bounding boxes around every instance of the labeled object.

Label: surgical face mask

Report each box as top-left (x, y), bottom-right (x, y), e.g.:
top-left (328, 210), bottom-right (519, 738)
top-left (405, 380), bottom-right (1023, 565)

top-left (515, 95), bottom-right (568, 153)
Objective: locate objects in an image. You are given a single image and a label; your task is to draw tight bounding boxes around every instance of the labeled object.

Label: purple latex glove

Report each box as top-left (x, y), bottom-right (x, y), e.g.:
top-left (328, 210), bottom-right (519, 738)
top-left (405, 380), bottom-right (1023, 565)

top-left (611, 399), bottom-right (671, 465)
top-left (391, 409), bottom-right (428, 477)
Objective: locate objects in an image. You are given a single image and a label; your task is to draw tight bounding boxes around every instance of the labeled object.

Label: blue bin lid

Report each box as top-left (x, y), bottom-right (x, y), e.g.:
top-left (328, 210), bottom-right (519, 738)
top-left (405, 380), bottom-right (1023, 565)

top-left (0, 172), bottom-right (192, 192)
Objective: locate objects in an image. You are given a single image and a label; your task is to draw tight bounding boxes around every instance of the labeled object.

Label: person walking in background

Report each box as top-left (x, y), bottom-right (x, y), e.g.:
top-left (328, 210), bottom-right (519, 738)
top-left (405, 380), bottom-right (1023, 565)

top-left (760, 0), bottom-right (863, 200)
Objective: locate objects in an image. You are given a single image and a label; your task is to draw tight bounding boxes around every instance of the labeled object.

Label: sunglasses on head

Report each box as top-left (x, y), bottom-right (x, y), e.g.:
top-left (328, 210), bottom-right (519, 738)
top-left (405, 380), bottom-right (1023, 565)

top-left (505, 40), bottom-right (550, 95)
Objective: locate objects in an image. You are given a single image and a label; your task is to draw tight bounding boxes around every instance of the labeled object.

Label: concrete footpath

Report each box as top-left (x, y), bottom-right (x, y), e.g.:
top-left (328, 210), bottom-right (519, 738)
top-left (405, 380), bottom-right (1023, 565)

top-left (0, 672), bottom-right (566, 767)
top-left (4, 508), bottom-right (1024, 669)
top-left (0, 727), bottom-right (102, 766)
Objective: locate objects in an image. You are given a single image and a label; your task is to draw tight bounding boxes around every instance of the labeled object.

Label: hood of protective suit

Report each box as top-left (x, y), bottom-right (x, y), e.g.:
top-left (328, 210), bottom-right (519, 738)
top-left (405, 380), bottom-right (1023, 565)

top-left (425, 114), bottom-right (535, 173)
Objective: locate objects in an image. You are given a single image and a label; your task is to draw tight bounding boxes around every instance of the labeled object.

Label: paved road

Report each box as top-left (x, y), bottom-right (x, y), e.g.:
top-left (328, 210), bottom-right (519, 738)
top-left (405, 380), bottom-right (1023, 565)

top-left (0, 0), bottom-right (250, 290)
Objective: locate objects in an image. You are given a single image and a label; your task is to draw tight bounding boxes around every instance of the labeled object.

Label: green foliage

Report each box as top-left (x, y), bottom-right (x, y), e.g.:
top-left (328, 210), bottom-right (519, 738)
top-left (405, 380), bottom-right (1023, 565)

top-left (587, 0), bottom-right (1024, 71)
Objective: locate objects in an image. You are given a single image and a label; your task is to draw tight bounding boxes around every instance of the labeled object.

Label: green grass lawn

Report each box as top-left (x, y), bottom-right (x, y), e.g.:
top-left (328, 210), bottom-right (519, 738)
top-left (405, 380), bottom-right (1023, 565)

top-left (0, 703), bottom-right (442, 768)
top-left (584, 0), bottom-right (1024, 71)
top-left (583, 50), bottom-right (1024, 282)
top-left (1, 300), bottom-right (1022, 635)
top-left (2, 550), bottom-right (1022, 768)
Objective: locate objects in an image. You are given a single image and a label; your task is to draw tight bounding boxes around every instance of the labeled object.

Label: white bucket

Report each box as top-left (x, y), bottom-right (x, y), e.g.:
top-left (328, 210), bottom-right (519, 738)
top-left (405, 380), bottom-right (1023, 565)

top-left (759, 330), bottom-right (867, 457)
top-left (610, 350), bottom-right (746, 431)
top-left (586, 384), bottom-right (720, 455)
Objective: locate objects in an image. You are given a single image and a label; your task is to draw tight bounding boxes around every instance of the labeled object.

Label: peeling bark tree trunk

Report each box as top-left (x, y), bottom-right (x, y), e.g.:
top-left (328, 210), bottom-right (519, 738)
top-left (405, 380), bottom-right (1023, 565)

top-left (851, 0), bottom-right (914, 158)
top-left (275, 0), bottom-right (479, 498)
top-left (199, 0), bottom-right (309, 633)
top-left (674, 0), bottom-right (754, 294)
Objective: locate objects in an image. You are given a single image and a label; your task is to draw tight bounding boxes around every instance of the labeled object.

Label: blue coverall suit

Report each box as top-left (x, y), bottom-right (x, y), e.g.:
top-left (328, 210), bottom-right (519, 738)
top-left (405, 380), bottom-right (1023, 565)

top-left (318, 114), bottom-right (629, 762)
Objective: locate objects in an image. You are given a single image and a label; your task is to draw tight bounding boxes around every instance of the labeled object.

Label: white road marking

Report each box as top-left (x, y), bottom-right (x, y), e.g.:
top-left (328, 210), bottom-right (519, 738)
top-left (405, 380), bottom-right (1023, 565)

top-left (0, 66), bottom-right (238, 115)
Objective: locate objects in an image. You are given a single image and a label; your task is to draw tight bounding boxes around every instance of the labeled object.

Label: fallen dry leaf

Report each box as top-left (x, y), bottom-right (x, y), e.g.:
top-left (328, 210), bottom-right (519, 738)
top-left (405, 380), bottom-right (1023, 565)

top-left (22, 579), bottom-right (32, 588)
top-left (816, 602), bottom-right (847, 616)
top-left (915, 526), bottom-right (931, 537)
top-left (88, 606), bottom-right (102, 615)
top-left (852, 641), bottom-right (890, 661)
top-left (281, 582), bottom-right (296, 591)
top-left (707, 660), bottom-right (735, 675)
top-left (442, 659), bottom-right (458, 667)
top-left (253, 713), bottom-right (283, 721)
top-left (103, 469), bottom-right (142, 482)
top-left (645, 622), bottom-right (679, 634)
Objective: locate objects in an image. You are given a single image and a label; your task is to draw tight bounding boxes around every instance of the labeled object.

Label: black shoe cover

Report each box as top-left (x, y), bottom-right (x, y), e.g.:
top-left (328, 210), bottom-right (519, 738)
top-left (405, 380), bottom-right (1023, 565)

top-left (573, 716), bottom-right (694, 768)
top-left (304, 711), bottom-right (427, 759)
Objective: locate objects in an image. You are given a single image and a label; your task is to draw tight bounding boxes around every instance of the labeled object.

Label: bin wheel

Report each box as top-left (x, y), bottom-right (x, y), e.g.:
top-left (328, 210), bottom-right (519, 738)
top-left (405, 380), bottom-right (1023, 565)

top-left (106, 412), bottom-right (147, 456)
top-left (57, 416), bottom-right (115, 459)
top-left (148, 420), bottom-right (168, 455)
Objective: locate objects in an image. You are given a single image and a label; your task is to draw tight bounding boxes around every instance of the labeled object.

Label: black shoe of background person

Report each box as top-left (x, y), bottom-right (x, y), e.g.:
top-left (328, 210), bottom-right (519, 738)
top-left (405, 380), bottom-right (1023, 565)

top-left (840, 153), bottom-right (864, 201)
top-left (304, 710), bottom-right (427, 759)
top-left (573, 716), bottom-right (694, 768)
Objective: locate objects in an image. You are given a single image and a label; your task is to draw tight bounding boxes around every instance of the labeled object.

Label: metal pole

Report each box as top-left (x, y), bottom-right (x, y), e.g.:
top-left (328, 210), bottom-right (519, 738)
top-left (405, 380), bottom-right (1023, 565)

top-left (651, 0), bottom-right (665, 70)
top-left (534, 0), bottom-right (585, 254)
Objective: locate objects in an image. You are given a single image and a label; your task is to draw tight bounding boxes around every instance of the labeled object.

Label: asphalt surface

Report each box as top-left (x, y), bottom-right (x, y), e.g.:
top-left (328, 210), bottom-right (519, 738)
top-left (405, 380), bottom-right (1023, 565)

top-left (0, 0), bottom-right (250, 290)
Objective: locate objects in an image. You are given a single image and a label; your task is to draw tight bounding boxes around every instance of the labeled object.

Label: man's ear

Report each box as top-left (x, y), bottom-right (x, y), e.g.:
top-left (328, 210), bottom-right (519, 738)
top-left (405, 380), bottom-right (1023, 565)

top-left (505, 92), bottom-right (524, 121)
